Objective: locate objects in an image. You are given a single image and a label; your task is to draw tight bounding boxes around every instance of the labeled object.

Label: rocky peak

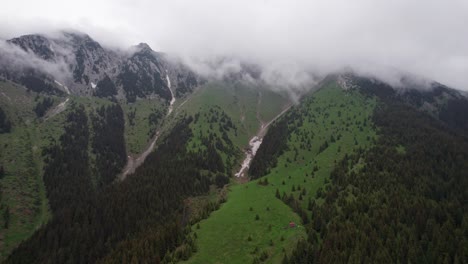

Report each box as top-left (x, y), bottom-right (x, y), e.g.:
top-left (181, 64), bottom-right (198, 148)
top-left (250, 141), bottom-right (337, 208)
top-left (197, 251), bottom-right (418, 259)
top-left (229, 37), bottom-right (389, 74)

top-left (135, 43), bottom-right (153, 53)
top-left (60, 31), bottom-right (94, 46)
top-left (1, 30), bottom-right (200, 100)
top-left (8, 34), bottom-right (55, 61)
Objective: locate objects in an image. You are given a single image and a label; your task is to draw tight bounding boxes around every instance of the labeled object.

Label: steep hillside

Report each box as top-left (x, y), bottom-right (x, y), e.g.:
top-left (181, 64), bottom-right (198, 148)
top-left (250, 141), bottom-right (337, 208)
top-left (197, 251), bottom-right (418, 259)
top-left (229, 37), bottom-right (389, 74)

top-left (349, 75), bottom-right (468, 135)
top-left (0, 80), bottom-right (62, 258)
top-left (177, 81), bottom-right (291, 173)
top-left (183, 80), bottom-right (377, 263)
top-left (0, 78), bottom-right (131, 258)
top-left (285, 85), bottom-right (468, 263)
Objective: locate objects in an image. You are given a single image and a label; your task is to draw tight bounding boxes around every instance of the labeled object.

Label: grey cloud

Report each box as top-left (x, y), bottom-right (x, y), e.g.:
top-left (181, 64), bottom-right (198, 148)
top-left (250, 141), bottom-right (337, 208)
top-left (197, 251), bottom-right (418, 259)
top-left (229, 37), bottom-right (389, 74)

top-left (0, 0), bottom-right (467, 91)
top-left (0, 39), bottom-right (73, 84)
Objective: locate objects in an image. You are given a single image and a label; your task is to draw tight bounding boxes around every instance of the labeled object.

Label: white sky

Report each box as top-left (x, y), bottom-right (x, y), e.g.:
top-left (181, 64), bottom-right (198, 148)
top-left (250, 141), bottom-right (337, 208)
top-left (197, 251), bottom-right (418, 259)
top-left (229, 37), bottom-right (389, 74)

top-left (1, 0), bottom-right (468, 90)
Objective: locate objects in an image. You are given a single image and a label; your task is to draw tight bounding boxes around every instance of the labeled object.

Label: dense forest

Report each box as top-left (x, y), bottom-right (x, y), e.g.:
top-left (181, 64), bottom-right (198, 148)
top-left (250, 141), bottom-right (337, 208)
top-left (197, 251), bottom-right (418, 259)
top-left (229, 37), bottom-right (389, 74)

top-left (94, 75), bottom-right (117, 98)
top-left (0, 106), bottom-right (11, 133)
top-left (439, 97), bottom-right (468, 135)
top-left (91, 104), bottom-right (127, 186)
top-left (6, 107), bottom-right (224, 263)
top-left (33, 97), bottom-right (54, 117)
top-left (19, 74), bottom-right (64, 95)
top-left (249, 117), bottom-right (289, 179)
top-left (189, 106), bottom-right (239, 174)
top-left (283, 94), bottom-right (468, 263)
top-left (41, 103), bottom-right (92, 213)
top-left (355, 76), bottom-right (468, 136)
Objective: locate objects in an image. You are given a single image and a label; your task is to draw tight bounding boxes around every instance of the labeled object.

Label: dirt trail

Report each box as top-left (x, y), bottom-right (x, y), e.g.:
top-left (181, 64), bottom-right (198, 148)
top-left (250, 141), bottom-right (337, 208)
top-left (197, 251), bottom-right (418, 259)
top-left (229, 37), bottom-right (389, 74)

top-left (177, 98), bottom-right (189, 109)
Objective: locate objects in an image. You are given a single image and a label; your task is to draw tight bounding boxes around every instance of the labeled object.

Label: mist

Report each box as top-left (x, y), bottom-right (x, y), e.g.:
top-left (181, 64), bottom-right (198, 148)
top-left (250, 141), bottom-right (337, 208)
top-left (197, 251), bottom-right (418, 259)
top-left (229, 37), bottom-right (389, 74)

top-left (0, 0), bottom-right (467, 90)
top-left (0, 40), bottom-right (72, 83)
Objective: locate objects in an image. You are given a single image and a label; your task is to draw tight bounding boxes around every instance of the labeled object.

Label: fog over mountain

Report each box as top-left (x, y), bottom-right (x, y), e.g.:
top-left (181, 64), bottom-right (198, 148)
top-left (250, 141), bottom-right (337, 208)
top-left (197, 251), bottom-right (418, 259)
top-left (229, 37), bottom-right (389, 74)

top-left (0, 0), bottom-right (467, 91)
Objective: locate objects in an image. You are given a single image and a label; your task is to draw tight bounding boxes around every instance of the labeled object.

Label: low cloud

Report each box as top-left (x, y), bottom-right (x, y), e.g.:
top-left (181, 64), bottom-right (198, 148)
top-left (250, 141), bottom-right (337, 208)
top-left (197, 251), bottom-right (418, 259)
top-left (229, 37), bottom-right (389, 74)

top-left (0, 0), bottom-right (467, 91)
top-left (0, 39), bottom-right (73, 84)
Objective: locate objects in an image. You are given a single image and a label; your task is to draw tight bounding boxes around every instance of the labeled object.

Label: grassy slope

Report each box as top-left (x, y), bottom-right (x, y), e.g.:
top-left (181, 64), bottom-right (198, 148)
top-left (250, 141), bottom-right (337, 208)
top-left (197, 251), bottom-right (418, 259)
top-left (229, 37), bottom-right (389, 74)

top-left (183, 82), bottom-right (377, 264)
top-left (173, 82), bottom-right (290, 178)
top-left (121, 98), bottom-right (167, 154)
top-left (181, 82), bottom-right (290, 149)
top-left (0, 81), bottom-right (61, 258)
top-left (0, 81), bottom-right (127, 258)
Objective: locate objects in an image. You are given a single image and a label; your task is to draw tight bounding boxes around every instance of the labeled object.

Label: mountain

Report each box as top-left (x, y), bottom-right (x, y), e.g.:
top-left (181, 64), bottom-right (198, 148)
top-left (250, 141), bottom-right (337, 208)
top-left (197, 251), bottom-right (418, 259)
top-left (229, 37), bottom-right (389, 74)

top-left (1, 32), bottom-right (200, 101)
top-left (186, 76), bottom-right (468, 264)
top-left (0, 31), bottom-right (468, 263)
top-left (345, 75), bottom-right (468, 135)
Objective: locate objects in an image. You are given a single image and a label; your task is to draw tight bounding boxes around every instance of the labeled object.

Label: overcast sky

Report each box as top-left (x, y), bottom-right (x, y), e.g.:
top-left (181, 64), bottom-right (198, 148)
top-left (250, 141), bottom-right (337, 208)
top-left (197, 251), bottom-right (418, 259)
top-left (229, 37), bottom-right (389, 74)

top-left (1, 0), bottom-right (467, 90)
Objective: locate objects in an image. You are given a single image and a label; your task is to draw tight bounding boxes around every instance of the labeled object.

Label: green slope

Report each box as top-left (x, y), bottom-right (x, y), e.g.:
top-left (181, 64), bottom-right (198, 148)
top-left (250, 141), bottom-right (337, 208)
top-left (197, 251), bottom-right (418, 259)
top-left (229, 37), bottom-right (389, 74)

top-left (121, 98), bottom-right (167, 154)
top-left (175, 81), bottom-right (290, 175)
top-left (0, 81), bottom-right (59, 259)
top-left (180, 81), bottom-right (290, 149)
top-left (183, 81), bottom-right (377, 264)
top-left (0, 80), bottom-right (133, 258)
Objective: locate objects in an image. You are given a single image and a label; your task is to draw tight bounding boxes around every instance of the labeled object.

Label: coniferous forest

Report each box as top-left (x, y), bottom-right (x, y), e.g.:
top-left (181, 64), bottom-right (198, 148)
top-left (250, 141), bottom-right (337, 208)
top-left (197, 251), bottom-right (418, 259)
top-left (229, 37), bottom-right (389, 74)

top-left (6, 105), bottom-right (218, 263)
top-left (249, 117), bottom-right (289, 179)
top-left (91, 104), bottom-right (127, 186)
top-left (0, 106), bottom-right (11, 133)
top-left (1, 78), bottom-right (467, 263)
top-left (283, 92), bottom-right (468, 263)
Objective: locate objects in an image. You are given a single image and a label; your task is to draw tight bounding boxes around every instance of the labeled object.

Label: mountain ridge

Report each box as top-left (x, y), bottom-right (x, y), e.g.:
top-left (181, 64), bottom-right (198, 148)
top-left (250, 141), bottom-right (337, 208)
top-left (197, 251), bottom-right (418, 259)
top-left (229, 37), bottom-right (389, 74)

top-left (1, 32), bottom-right (200, 102)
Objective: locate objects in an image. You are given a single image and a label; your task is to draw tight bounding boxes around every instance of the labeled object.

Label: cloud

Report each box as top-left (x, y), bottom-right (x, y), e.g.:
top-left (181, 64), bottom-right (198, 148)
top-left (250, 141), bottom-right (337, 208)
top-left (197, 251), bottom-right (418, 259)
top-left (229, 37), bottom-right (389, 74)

top-left (0, 0), bottom-right (467, 90)
top-left (0, 39), bottom-right (72, 83)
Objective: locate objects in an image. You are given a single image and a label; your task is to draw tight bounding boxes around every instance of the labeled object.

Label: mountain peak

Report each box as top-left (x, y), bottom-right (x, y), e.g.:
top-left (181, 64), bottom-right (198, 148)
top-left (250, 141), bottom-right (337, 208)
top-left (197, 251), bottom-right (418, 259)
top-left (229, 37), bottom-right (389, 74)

top-left (60, 31), bottom-right (92, 42)
top-left (8, 34), bottom-right (55, 61)
top-left (134, 43), bottom-right (153, 53)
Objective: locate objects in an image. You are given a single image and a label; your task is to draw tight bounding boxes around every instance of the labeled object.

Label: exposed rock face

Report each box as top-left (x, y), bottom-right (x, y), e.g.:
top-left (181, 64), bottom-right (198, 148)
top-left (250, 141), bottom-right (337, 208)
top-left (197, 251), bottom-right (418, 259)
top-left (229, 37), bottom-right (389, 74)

top-left (8, 34), bottom-right (56, 61)
top-left (116, 43), bottom-right (170, 102)
top-left (1, 32), bottom-right (200, 101)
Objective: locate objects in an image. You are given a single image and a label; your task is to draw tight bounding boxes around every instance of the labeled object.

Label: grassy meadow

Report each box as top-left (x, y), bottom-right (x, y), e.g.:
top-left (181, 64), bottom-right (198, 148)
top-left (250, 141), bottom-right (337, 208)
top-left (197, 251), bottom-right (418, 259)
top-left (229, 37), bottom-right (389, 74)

top-left (183, 82), bottom-right (377, 263)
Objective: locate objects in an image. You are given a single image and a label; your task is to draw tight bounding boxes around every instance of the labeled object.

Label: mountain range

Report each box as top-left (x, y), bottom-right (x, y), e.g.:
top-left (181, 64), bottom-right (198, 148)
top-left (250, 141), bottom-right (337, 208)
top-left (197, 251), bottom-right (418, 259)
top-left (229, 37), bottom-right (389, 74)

top-left (0, 31), bottom-right (467, 263)
top-left (1, 32), bottom-right (199, 101)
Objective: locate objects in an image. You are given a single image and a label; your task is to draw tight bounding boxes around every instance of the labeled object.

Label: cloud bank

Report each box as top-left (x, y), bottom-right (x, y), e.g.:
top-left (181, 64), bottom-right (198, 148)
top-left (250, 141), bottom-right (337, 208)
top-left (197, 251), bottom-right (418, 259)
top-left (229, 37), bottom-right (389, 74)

top-left (0, 0), bottom-right (467, 90)
top-left (0, 40), bottom-right (72, 83)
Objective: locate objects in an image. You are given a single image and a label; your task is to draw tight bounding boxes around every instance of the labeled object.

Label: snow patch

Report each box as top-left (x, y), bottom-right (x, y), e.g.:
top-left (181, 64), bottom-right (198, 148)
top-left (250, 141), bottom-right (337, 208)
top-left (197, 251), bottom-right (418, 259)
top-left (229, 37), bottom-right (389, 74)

top-left (91, 82), bottom-right (97, 89)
